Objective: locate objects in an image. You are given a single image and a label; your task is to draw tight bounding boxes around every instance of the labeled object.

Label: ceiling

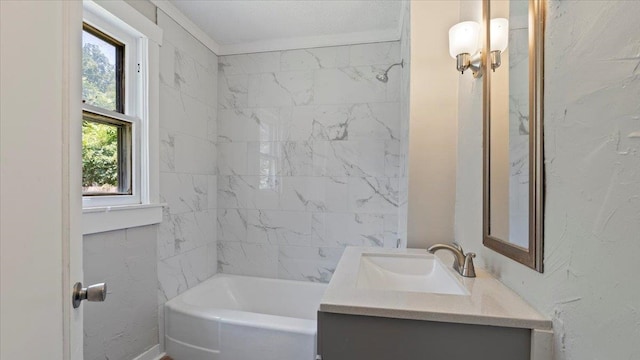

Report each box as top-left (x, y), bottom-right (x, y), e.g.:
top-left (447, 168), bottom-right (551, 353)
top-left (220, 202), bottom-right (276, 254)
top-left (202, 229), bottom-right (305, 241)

top-left (165, 0), bottom-right (405, 55)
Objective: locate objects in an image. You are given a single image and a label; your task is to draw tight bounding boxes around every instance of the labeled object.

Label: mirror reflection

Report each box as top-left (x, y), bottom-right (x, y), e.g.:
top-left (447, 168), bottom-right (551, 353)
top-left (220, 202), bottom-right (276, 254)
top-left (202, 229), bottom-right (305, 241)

top-left (488, 0), bottom-right (530, 248)
top-left (483, 0), bottom-right (544, 272)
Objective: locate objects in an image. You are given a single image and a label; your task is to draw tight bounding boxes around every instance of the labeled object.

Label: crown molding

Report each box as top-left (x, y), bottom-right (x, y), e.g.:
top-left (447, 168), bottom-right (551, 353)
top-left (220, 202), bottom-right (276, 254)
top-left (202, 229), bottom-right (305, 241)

top-left (218, 29), bottom-right (400, 56)
top-left (150, 0), bottom-right (403, 56)
top-left (149, 0), bottom-right (220, 54)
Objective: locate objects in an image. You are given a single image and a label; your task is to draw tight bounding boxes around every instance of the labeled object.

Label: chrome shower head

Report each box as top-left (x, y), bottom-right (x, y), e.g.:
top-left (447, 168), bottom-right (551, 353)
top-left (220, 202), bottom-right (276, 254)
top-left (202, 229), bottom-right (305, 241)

top-left (376, 73), bottom-right (389, 83)
top-left (375, 59), bottom-right (404, 83)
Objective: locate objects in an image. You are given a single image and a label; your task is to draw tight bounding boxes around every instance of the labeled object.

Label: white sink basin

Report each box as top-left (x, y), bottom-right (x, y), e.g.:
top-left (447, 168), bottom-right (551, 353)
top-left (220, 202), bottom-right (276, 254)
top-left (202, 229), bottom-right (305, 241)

top-left (355, 253), bottom-right (469, 295)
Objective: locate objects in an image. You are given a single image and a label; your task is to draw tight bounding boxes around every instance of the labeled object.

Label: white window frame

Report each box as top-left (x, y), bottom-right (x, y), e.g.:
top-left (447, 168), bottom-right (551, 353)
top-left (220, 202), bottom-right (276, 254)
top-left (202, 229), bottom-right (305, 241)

top-left (82, 0), bottom-right (163, 234)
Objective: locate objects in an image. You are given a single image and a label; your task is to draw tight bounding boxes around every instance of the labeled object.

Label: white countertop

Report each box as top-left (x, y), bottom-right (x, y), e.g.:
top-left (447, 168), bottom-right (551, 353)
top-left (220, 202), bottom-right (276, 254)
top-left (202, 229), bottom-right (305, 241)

top-left (320, 247), bottom-right (552, 330)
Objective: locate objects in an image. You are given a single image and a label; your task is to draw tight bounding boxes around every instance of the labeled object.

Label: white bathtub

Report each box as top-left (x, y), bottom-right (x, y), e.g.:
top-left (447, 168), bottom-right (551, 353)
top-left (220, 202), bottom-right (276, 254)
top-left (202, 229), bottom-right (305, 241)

top-left (164, 274), bottom-right (328, 360)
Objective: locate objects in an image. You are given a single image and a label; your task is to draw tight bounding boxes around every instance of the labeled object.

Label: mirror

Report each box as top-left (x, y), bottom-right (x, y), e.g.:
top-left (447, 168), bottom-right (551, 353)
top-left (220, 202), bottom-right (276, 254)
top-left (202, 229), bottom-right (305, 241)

top-left (482, 0), bottom-right (545, 271)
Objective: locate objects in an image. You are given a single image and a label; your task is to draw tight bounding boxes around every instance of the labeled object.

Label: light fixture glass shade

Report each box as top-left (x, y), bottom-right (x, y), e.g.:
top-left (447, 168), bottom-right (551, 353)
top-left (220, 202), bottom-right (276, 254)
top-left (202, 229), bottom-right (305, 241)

top-left (490, 18), bottom-right (509, 52)
top-left (449, 21), bottom-right (481, 59)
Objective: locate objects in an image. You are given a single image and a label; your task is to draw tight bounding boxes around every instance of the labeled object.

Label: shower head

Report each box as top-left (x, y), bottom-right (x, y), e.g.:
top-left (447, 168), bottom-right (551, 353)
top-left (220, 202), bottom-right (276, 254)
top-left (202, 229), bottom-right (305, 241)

top-left (376, 73), bottom-right (389, 83)
top-left (376, 60), bottom-right (404, 83)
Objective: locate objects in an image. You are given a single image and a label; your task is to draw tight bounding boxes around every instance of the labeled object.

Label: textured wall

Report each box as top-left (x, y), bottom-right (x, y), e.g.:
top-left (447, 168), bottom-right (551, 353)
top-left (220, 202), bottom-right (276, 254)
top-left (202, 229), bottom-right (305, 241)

top-left (407, 0), bottom-right (461, 248)
top-left (216, 42), bottom-right (403, 282)
top-left (156, 9), bottom-right (218, 349)
top-left (83, 226), bottom-right (158, 360)
top-left (455, 1), bottom-right (640, 359)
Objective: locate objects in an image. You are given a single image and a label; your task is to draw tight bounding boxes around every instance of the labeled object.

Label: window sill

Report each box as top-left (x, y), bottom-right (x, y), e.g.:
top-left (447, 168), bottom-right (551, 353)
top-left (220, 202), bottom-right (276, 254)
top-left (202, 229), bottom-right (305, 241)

top-left (83, 203), bottom-right (165, 235)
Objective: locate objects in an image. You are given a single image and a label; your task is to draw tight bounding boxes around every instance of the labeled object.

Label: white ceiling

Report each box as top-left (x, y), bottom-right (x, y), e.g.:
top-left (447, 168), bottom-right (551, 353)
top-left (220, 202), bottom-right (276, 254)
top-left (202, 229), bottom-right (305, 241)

top-left (165, 0), bottom-right (405, 55)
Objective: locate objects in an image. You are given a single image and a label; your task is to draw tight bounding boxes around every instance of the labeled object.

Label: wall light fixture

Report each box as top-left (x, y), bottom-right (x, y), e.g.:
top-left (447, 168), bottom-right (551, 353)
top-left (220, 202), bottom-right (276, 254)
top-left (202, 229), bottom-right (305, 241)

top-left (449, 18), bottom-right (509, 78)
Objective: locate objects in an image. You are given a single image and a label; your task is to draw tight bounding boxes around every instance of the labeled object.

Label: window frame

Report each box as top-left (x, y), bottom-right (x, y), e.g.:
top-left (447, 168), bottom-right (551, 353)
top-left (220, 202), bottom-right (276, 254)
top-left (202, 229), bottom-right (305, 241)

top-left (81, 0), bottom-right (163, 235)
top-left (82, 4), bottom-right (144, 208)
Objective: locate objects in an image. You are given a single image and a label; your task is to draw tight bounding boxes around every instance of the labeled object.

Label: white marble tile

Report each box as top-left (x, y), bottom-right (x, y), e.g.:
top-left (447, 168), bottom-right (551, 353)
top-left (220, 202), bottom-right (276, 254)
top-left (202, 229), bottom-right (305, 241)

top-left (158, 210), bottom-right (215, 260)
top-left (309, 103), bottom-right (400, 141)
top-left (217, 142), bottom-right (248, 175)
top-left (218, 72), bottom-right (248, 109)
top-left (280, 141), bottom-right (314, 176)
top-left (160, 173), bottom-right (208, 214)
top-left (217, 242), bottom-right (278, 278)
top-left (312, 212), bottom-right (385, 247)
top-left (218, 108), bottom-right (279, 142)
top-left (349, 42), bottom-right (401, 66)
top-left (159, 41), bottom-right (176, 88)
top-left (385, 139), bottom-right (401, 178)
top-left (348, 177), bottom-right (399, 214)
top-left (348, 103), bottom-right (400, 140)
top-left (208, 175), bottom-right (217, 210)
top-left (207, 105), bottom-right (218, 142)
top-left (383, 214), bottom-right (400, 248)
top-left (158, 245), bottom-right (210, 301)
top-left (246, 209), bottom-right (312, 246)
top-left (279, 177), bottom-right (325, 212)
top-left (215, 43), bottom-right (407, 282)
top-left (159, 128), bottom-right (175, 172)
top-left (278, 246), bottom-right (343, 282)
top-left (207, 242), bottom-right (217, 277)
top-left (280, 46), bottom-right (350, 71)
top-left (220, 52), bottom-right (281, 75)
top-left (282, 107), bottom-right (314, 141)
top-left (173, 47), bottom-right (200, 100)
top-left (314, 67), bottom-right (387, 105)
top-left (248, 71), bottom-right (314, 107)
top-left (217, 208), bottom-right (248, 243)
top-left (310, 105), bottom-right (351, 140)
top-left (174, 134), bottom-right (216, 174)
top-left (280, 49), bottom-right (323, 71)
top-left (314, 140), bottom-right (387, 177)
top-left (217, 175), bottom-right (256, 209)
top-left (253, 175), bottom-right (281, 210)
top-left (308, 46), bottom-right (350, 68)
top-left (159, 83), bottom-right (184, 132)
top-left (323, 176), bottom-right (350, 212)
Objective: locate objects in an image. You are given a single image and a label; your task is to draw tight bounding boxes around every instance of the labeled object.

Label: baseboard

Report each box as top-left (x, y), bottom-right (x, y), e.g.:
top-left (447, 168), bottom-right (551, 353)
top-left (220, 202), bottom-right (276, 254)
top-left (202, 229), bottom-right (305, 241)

top-left (131, 345), bottom-right (164, 360)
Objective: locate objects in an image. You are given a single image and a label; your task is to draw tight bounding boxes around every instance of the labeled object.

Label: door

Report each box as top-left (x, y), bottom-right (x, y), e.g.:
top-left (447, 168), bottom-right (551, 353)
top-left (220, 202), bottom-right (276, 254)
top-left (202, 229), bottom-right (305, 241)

top-left (0, 1), bottom-right (83, 359)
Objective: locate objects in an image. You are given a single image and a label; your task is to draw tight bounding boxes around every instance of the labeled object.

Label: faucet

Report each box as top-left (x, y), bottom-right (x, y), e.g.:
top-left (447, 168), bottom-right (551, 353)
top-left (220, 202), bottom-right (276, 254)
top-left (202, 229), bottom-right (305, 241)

top-left (427, 243), bottom-right (476, 278)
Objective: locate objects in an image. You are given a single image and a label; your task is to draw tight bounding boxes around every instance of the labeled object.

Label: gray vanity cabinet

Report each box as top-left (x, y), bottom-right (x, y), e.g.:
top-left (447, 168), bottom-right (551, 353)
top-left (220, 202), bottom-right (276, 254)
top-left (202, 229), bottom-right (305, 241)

top-left (317, 311), bottom-right (531, 360)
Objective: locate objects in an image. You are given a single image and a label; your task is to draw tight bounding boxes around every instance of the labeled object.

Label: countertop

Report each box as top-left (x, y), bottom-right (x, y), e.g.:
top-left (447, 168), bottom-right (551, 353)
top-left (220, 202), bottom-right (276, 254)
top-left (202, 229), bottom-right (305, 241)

top-left (319, 247), bottom-right (552, 330)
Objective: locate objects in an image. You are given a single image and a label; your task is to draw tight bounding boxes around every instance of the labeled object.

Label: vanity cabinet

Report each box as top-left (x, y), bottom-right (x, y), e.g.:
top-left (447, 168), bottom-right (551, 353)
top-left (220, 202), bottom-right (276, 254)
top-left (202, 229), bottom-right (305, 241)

top-left (317, 311), bottom-right (531, 360)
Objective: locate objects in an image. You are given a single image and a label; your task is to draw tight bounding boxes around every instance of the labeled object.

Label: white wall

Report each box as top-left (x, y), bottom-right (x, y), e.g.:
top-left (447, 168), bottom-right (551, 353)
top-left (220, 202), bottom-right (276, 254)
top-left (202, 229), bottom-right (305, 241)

top-left (407, 0), bottom-right (461, 248)
top-left (455, 1), bottom-right (640, 358)
top-left (216, 42), bottom-right (403, 282)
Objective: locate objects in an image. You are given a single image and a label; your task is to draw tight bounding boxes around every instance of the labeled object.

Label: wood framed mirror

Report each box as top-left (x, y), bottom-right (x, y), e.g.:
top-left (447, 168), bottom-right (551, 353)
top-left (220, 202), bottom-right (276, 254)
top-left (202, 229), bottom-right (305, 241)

top-left (482, 0), bottom-right (545, 271)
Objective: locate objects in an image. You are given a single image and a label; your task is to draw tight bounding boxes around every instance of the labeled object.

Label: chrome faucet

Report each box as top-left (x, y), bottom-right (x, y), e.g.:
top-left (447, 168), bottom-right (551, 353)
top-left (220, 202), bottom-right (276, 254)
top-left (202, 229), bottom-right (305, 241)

top-left (427, 243), bottom-right (476, 278)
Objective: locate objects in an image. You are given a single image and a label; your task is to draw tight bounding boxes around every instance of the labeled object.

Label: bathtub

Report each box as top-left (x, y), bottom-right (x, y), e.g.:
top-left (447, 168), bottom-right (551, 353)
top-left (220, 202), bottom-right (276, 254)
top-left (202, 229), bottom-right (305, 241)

top-left (164, 274), bottom-right (328, 360)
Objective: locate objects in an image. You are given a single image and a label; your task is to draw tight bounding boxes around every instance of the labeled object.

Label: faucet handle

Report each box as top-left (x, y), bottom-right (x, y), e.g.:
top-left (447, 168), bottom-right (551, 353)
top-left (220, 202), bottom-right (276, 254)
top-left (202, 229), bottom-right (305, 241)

top-left (461, 253), bottom-right (476, 277)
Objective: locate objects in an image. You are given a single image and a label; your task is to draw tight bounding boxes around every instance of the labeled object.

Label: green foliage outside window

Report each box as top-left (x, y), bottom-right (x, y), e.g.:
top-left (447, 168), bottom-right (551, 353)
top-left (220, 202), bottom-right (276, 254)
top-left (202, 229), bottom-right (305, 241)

top-left (82, 42), bottom-right (118, 189)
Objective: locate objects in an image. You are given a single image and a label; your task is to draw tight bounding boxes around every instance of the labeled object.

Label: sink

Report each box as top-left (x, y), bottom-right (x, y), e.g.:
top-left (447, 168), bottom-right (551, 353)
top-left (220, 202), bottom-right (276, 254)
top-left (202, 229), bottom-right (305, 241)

top-left (355, 253), bottom-right (469, 295)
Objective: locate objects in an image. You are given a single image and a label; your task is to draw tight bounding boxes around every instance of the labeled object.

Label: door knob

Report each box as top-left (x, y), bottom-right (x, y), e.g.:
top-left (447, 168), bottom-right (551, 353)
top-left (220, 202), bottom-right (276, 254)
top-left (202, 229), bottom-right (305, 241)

top-left (72, 282), bottom-right (107, 308)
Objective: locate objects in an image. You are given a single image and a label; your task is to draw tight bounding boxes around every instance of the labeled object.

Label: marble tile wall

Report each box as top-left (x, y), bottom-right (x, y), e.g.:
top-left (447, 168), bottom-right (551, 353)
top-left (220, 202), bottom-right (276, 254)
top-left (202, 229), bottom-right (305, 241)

top-left (398, 1), bottom-right (411, 246)
top-left (217, 41), bottom-right (405, 282)
top-left (156, 9), bottom-right (218, 348)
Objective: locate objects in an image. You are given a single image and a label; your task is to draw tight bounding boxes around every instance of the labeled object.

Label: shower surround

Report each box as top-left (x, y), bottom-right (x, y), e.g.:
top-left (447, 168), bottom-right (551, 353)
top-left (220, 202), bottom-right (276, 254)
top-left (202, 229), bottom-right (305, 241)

top-left (216, 41), bottom-right (406, 282)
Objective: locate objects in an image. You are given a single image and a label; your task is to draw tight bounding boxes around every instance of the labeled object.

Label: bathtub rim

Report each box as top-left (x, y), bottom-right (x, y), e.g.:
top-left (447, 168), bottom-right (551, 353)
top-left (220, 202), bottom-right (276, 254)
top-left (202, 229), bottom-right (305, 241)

top-left (164, 273), bottom-right (328, 335)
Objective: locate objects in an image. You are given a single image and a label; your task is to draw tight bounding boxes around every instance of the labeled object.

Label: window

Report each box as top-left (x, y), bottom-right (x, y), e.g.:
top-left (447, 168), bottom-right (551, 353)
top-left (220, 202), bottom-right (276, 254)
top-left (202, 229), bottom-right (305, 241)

top-left (82, 25), bottom-right (132, 196)
top-left (82, 3), bottom-right (142, 208)
top-left (81, 0), bottom-right (163, 234)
